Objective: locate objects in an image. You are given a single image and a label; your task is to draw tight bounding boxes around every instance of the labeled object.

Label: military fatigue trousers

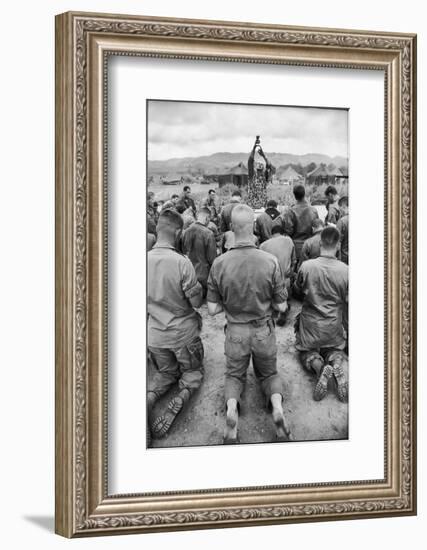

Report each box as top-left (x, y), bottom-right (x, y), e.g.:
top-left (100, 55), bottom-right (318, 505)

top-left (148, 336), bottom-right (204, 398)
top-left (224, 320), bottom-right (284, 407)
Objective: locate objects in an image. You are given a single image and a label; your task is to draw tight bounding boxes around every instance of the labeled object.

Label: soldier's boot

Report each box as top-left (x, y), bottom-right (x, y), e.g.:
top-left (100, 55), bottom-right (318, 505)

top-left (224, 398), bottom-right (239, 444)
top-left (271, 393), bottom-right (293, 442)
top-left (331, 354), bottom-right (348, 403)
top-left (151, 388), bottom-right (190, 439)
top-left (313, 364), bottom-right (334, 401)
top-left (302, 352), bottom-right (324, 377)
top-left (146, 391), bottom-right (158, 447)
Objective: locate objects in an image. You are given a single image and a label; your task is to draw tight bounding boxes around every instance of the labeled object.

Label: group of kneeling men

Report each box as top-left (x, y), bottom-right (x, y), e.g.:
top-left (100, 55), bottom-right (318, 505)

top-left (146, 183), bottom-right (349, 445)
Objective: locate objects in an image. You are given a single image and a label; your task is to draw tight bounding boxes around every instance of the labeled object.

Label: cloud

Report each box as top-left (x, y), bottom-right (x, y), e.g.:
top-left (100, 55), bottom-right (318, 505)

top-left (147, 100), bottom-right (348, 160)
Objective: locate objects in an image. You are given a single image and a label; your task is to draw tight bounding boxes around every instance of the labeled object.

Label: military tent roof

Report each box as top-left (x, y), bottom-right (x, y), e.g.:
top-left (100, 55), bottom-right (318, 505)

top-left (227, 162), bottom-right (248, 175)
top-left (278, 165), bottom-right (303, 180)
top-left (327, 165), bottom-right (344, 177)
top-left (307, 164), bottom-right (330, 178)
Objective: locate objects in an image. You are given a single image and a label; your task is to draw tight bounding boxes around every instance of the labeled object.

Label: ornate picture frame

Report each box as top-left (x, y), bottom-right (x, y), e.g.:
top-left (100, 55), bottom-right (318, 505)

top-left (55, 11), bottom-right (417, 537)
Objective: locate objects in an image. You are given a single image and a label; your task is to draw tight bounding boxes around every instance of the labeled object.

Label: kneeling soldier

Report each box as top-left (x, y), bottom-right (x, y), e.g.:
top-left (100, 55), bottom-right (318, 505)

top-left (207, 204), bottom-right (292, 444)
top-left (147, 209), bottom-right (204, 443)
top-left (294, 226), bottom-right (349, 402)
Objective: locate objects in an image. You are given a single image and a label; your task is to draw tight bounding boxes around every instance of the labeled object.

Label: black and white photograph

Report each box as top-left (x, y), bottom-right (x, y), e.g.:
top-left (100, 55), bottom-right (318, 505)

top-left (146, 99), bottom-right (349, 448)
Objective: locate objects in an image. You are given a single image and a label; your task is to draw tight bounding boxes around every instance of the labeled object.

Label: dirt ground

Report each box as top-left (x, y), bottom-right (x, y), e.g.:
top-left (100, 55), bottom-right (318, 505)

top-left (149, 298), bottom-right (348, 449)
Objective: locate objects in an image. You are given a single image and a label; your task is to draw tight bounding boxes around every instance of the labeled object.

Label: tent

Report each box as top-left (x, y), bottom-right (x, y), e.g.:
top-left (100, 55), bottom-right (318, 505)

top-left (328, 165), bottom-right (348, 185)
top-left (277, 165), bottom-right (303, 185)
top-left (306, 164), bottom-right (333, 186)
top-left (218, 162), bottom-right (249, 188)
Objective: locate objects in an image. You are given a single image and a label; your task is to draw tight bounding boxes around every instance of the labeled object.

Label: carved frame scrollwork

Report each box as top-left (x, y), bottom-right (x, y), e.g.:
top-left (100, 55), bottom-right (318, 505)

top-left (55, 11), bottom-right (416, 538)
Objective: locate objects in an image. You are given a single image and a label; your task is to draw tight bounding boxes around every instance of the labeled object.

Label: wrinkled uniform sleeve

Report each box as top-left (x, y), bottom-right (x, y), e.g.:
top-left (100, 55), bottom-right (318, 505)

top-left (181, 257), bottom-right (202, 300)
top-left (207, 261), bottom-right (221, 304)
top-left (326, 205), bottom-right (339, 225)
top-left (271, 258), bottom-right (288, 304)
top-left (336, 218), bottom-right (344, 257)
top-left (205, 231), bottom-right (217, 266)
top-left (300, 240), bottom-right (310, 264)
top-left (283, 208), bottom-right (295, 237)
top-left (293, 264), bottom-right (307, 298)
top-left (182, 227), bottom-right (191, 256)
top-left (290, 241), bottom-right (297, 272)
top-left (176, 199), bottom-right (186, 214)
top-left (219, 207), bottom-right (228, 234)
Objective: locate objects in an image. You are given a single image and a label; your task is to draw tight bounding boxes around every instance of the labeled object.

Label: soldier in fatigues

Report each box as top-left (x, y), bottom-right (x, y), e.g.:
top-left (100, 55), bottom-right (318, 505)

top-left (201, 189), bottom-right (220, 227)
top-left (255, 199), bottom-right (281, 244)
top-left (299, 218), bottom-right (325, 266)
top-left (147, 209), bottom-right (204, 443)
top-left (260, 224), bottom-right (296, 326)
top-left (161, 193), bottom-right (179, 212)
top-left (336, 195), bottom-right (349, 265)
top-left (207, 204), bottom-right (292, 444)
top-left (147, 191), bottom-right (159, 235)
top-left (294, 226), bottom-right (349, 402)
top-left (324, 185), bottom-right (341, 225)
top-left (176, 185), bottom-right (196, 215)
top-left (182, 207), bottom-right (217, 298)
top-left (219, 190), bottom-right (242, 234)
top-left (278, 184), bottom-right (319, 262)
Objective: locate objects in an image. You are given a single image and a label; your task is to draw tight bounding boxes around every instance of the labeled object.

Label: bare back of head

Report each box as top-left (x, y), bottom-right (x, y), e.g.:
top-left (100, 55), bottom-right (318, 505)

top-left (231, 204), bottom-right (254, 241)
top-left (156, 209), bottom-right (183, 244)
top-left (320, 226), bottom-right (340, 255)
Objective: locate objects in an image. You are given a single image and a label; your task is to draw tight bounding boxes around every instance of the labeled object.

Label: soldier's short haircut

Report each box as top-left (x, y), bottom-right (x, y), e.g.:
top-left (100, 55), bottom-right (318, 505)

top-left (183, 185), bottom-right (191, 192)
top-left (312, 218), bottom-right (325, 231)
top-left (272, 224), bottom-right (284, 235)
top-left (231, 189), bottom-right (242, 198)
top-left (338, 195), bottom-right (349, 207)
top-left (157, 208), bottom-right (184, 231)
top-left (325, 185), bottom-right (338, 196)
top-left (208, 189), bottom-right (216, 194)
top-left (293, 184), bottom-right (306, 201)
top-left (320, 226), bottom-right (340, 248)
top-left (267, 199), bottom-right (278, 208)
top-left (171, 194), bottom-right (179, 199)
top-left (231, 204), bottom-right (253, 227)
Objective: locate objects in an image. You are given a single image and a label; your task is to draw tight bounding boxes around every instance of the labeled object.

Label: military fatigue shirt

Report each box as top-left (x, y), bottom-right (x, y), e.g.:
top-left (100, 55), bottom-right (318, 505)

top-left (176, 195), bottom-right (196, 215)
top-left (207, 242), bottom-right (287, 324)
top-left (161, 200), bottom-right (177, 212)
top-left (287, 200), bottom-right (319, 243)
top-left (325, 201), bottom-right (341, 225)
top-left (300, 232), bottom-right (322, 264)
top-left (294, 255), bottom-right (348, 350)
top-left (147, 205), bottom-right (158, 235)
top-left (201, 195), bottom-right (220, 223)
top-left (148, 244), bottom-right (202, 348)
top-left (219, 199), bottom-right (240, 233)
top-left (336, 214), bottom-right (349, 264)
top-left (147, 233), bottom-right (156, 252)
top-left (208, 221), bottom-right (220, 244)
top-left (255, 207), bottom-right (280, 243)
top-left (260, 235), bottom-right (296, 279)
top-left (182, 222), bottom-right (217, 285)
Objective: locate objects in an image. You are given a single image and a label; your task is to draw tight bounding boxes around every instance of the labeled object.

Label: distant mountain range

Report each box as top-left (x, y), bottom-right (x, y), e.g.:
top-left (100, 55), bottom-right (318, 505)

top-left (148, 152), bottom-right (348, 178)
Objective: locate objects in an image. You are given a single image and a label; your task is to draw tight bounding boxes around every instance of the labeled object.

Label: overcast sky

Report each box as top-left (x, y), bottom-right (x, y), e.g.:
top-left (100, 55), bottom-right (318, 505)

top-left (147, 100), bottom-right (348, 160)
